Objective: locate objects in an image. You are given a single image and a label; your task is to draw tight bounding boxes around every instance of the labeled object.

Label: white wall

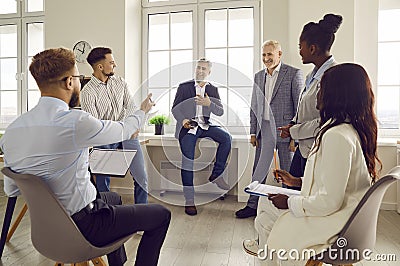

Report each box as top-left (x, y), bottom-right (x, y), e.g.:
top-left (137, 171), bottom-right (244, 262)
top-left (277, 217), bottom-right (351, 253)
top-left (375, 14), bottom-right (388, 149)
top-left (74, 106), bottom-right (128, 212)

top-left (263, 0), bottom-right (359, 77)
top-left (44, 0), bottom-right (141, 93)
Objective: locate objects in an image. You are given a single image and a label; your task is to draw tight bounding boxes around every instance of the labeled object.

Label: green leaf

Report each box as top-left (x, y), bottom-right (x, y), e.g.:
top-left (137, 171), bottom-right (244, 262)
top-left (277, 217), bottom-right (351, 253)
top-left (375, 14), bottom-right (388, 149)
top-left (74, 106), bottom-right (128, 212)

top-left (149, 114), bottom-right (171, 125)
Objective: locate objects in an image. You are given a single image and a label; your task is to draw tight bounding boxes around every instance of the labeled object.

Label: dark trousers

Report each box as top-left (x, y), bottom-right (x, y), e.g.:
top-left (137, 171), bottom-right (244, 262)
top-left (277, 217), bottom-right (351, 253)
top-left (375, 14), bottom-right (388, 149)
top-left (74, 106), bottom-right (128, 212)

top-left (72, 192), bottom-right (171, 266)
top-left (179, 126), bottom-right (232, 203)
top-left (285, 148), bottom-right (307, 190)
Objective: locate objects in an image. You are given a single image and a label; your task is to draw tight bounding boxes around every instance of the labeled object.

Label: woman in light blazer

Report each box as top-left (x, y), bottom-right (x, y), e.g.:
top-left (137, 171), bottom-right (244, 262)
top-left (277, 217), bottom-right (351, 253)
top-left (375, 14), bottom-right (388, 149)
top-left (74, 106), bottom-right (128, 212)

top-left (279, 14), bottom-right (343, 187)
top-left (243, 63), bottom-right (382, 265)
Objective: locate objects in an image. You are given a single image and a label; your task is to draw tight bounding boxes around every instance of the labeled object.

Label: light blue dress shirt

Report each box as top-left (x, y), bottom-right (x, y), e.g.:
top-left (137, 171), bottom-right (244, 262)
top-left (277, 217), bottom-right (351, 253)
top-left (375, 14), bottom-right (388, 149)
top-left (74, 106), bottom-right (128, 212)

top-left (305, 55), bottom-right (335, 89)
top-left (0, 97), bottom-right (144, 215)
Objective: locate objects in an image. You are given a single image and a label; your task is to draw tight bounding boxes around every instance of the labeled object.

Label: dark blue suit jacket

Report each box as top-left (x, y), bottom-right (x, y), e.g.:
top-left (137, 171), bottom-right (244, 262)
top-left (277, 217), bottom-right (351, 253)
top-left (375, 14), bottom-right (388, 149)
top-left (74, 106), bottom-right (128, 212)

top-left (171, 80), bottom-right (224, 139)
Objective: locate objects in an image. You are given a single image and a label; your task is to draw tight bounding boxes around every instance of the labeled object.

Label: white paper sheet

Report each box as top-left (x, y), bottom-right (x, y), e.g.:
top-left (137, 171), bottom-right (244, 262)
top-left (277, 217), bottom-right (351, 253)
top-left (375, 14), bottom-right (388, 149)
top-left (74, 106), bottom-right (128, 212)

top-left (244, 181), bottom-right (301, 197)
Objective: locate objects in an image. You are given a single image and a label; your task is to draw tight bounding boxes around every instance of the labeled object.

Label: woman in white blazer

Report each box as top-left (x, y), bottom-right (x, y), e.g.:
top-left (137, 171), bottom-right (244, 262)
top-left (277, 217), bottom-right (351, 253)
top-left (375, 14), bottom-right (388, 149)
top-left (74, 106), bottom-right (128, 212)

top-left (243, 63), bottom-right (382, 266)
top-left (279, 14), bottom-right (343, 188)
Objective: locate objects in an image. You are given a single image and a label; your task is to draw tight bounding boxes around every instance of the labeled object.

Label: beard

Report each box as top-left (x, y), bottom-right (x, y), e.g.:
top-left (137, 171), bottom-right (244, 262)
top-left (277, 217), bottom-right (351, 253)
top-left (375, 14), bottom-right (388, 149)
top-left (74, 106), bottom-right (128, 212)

top-left (102, 70), bottom-right (114, 77)
top-left (69, 90), bottom-right (80, 108)
top-left (195, 74), bottom-right (206, 82)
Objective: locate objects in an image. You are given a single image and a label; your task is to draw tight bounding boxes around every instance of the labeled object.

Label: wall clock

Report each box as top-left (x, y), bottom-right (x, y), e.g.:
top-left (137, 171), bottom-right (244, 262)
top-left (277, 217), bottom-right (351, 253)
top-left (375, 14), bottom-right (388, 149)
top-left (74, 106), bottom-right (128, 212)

top-left (73, 40), bottom-right (92, 63)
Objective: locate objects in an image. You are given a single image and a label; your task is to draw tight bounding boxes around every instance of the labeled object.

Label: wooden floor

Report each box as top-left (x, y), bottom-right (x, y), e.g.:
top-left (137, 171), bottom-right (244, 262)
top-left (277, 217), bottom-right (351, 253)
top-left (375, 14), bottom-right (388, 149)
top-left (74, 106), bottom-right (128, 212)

top-left (0, 191), bottom-right (399, 266)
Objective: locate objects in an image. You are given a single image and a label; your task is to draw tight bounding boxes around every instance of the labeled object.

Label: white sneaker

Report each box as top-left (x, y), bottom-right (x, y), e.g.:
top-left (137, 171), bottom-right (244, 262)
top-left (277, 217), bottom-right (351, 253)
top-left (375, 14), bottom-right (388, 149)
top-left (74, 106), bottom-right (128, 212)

top-left (242, 239), bottom-right (259, 256)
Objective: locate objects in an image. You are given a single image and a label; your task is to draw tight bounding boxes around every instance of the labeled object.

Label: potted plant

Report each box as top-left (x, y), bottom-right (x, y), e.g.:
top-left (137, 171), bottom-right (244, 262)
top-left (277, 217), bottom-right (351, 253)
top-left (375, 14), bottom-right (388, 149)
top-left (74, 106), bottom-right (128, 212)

top-left (149, 115), bottom-right (170, 135)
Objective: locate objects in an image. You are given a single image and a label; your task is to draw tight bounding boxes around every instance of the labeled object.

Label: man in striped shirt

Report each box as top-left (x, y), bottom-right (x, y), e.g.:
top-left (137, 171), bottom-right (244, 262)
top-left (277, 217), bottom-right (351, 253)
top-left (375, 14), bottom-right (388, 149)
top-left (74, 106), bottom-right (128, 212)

top-left (81, 47), bottom-right (148, 204)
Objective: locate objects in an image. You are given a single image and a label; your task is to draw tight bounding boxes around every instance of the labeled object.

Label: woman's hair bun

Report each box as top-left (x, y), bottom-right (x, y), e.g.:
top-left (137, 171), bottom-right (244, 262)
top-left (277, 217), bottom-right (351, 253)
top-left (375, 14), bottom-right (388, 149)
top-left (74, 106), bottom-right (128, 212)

top-left (318, 14), bottom-right (343, 34)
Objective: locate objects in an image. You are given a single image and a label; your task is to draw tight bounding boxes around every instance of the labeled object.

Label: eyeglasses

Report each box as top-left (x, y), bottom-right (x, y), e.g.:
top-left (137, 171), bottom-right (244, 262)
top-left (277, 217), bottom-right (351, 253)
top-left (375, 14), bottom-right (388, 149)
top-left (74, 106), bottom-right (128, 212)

top-left (61, 75), bottom-right (85, 83)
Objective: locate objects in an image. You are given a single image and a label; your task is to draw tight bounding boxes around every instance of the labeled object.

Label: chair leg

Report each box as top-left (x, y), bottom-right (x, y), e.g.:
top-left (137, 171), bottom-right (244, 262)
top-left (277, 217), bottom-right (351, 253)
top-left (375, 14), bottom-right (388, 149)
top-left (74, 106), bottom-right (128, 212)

top-left (6, 203), bottom-right (28, 242)
top-left (91, 256), bottom-right (106, 265)
top-left (305, 259), bottom-right (323, 266)
top-left (0, 197), bottom-right (17, 258)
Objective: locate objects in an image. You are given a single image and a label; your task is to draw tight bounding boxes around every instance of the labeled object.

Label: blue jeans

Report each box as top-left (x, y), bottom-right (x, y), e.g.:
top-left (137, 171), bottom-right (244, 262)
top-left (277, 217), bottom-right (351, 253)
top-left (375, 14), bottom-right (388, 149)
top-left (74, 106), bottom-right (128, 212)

top-left (94, 138), bottom-right (148, 204)
top-left (179, 126), bottom-right (232, 203)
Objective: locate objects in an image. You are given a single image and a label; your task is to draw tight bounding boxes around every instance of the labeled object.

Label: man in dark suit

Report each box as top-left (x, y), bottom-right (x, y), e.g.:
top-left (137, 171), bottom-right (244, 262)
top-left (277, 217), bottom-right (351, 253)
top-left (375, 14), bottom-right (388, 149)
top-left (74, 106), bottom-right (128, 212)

top-left (172, 58), bottom-right (232, 216)
top-left (235, 40), bottom-right (303, 219)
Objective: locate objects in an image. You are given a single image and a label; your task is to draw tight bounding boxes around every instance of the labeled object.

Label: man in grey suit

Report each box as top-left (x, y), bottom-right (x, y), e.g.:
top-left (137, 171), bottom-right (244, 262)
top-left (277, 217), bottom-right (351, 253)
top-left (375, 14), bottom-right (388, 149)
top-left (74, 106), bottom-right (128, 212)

top-left (236, 40), bottom-right (303, 218)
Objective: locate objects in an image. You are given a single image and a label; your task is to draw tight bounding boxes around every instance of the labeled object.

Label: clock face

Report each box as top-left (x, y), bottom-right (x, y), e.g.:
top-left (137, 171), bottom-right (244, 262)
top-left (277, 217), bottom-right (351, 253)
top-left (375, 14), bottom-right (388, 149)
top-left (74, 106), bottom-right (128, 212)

top-left (73, 41), bottom-right (92, 63)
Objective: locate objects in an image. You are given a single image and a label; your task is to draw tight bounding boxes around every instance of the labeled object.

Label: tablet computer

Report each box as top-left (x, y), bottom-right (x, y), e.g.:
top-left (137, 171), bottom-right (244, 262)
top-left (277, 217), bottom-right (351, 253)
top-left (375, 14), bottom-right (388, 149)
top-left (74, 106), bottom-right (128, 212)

top-left (89, 148), bottom-right (137, 177)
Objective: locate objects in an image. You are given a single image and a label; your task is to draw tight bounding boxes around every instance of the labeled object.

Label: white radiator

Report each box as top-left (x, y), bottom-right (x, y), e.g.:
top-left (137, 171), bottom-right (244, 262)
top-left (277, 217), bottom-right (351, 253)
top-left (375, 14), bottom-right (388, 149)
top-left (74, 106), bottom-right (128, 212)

top-left (159, 160), bottom-right (227, 195)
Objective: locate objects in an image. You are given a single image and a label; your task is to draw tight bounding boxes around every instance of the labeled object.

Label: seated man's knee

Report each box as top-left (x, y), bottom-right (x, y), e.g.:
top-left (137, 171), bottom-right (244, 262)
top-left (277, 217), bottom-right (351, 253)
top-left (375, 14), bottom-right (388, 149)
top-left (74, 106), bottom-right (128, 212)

top-left (100, 191), bottom-right (122, 205)
top-left (151, 204), bottom-right (171, 224)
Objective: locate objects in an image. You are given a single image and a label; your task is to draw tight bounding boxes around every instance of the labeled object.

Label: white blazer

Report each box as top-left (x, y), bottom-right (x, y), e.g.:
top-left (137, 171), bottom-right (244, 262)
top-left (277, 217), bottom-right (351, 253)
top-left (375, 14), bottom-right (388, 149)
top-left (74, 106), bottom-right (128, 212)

top-left (267, 123), bottom-right (371, 255)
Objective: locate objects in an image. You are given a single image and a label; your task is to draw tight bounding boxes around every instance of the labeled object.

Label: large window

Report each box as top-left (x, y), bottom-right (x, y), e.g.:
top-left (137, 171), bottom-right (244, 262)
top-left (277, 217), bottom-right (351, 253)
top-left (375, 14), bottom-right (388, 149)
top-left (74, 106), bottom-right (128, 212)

top-left (377, 1), bottom-right (400, 134)
top-left (143, 0), bottom-right (260, 132)
top-left (0, 0), bottom-right (44, 128)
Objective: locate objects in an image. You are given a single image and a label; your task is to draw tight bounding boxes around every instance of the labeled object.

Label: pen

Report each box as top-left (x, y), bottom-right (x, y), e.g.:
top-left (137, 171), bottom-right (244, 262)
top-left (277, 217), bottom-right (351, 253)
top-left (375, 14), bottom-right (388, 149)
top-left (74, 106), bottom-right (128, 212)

top-left (273, 148), bottom-right (279, 182)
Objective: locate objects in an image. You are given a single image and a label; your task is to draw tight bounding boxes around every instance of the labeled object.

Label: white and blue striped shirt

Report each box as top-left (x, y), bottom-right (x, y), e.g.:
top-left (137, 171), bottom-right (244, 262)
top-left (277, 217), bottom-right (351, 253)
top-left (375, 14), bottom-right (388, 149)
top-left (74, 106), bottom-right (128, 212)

top-left (81, 75), bottom-right (137, 121)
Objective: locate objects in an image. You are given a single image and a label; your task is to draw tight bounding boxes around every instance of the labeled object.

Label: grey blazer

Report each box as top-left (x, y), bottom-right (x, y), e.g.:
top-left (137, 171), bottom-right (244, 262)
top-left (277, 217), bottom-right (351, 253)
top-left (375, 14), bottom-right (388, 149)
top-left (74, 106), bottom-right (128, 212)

top-left (250, 63), bottom-right (303, 142)
top-left (290, 60), bottom-right (337, 157)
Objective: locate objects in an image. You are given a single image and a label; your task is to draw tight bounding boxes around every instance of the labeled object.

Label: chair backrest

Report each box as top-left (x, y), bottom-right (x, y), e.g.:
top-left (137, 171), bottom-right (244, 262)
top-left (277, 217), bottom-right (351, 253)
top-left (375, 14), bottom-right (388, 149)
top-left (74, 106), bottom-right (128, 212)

top-left (1, 167), bottom-right (131, 263)
top-left (318, 166), bottom-right (400, 264)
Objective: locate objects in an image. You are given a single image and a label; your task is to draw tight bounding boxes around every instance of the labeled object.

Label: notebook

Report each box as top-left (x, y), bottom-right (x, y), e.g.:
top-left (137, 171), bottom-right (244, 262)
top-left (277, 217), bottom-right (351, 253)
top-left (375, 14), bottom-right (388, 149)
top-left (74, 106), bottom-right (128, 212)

top-left (89, 148), bottom-right (137, 177)
top-left (244, 181), bottom-right (301, 197)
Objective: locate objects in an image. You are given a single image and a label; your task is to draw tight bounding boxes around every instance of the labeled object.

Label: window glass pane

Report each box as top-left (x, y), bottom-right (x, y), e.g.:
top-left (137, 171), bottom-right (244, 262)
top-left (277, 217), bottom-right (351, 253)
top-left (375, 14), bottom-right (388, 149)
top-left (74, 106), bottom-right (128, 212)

top-left (0, 0), bottom-right (17, 15)
top-left (0, 58), bottom-right (17, 91)
top-left (205, 9), bottom-right (227, 48)
top-left (28, 90), bottom-right (40, 110)
top-left (378, 43), bottom-right (400, 85)
top-left (377, 86), bottom-right (400, 129)
top-left (0, 25), bottom-right (17, 57)
top-left (378, 9), bottom-right (400, 42)
top-left (228, 8), bottom-right (253, 47)
top-left (228, 87), bottom-right (251, 127)
top-left (148, 51), bottom-right (169, 87)
top-left (27, 61), bottom-right (39, 91)
top-left (148, 14), bottom-right (169, 51)
top-left (206, 48), bottom-right (227, 86)
top-left (27, 0), bottom-right (44, 13)
top-left (171, 12), bottom-right (192, 49)
top-left (0, 91), bottom-right (17, 125)
top-left (171, 50), bottom-right (193, 86)
top-left (228, 47), bottom-right (253, 87)
top-left (27, 23), bottom-right (44, 56)
top-left (148, 88), bottom-right (171, 119)
top-left (216, 86), bottom-right (228, 125)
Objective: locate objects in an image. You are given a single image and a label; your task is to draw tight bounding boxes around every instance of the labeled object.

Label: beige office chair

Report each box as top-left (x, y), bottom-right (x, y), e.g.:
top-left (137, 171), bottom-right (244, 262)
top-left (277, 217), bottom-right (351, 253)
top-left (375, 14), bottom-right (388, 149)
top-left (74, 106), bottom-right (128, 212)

top-left (1, 167), bottom-right (133, 266)
top-left (306, 166), bottom-right (400, 266)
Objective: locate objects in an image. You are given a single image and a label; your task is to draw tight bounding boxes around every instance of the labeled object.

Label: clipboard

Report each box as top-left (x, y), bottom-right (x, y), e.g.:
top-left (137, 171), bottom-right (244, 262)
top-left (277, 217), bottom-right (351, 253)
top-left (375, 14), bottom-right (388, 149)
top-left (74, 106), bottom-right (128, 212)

top-left (89, 148), bottom-right (137, 177)
top-left (244, 181), bottom-right (300, 197)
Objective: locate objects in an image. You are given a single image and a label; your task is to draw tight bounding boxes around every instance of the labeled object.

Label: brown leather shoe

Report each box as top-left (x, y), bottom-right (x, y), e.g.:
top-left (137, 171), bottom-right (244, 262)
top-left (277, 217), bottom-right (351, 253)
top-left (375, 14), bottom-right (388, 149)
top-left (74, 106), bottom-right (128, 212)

top-left (185, 205), bottom-right (197, 216)
top-left (209, 175), bottom-right (230, 190)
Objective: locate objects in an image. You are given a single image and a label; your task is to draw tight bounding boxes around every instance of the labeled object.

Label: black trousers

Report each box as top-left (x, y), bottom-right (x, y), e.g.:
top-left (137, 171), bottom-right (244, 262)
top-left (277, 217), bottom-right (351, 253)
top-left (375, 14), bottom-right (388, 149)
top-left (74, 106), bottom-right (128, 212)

top-left (72, 192), bottom-right (171, 266)
top-left (285, 148), bottom-right (307, 190)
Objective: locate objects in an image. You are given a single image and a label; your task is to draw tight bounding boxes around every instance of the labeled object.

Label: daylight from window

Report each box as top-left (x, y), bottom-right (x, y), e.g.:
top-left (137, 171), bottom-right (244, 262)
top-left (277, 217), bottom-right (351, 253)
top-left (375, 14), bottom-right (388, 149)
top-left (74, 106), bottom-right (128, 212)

top-left (377, 8), bottom-right (400, 129)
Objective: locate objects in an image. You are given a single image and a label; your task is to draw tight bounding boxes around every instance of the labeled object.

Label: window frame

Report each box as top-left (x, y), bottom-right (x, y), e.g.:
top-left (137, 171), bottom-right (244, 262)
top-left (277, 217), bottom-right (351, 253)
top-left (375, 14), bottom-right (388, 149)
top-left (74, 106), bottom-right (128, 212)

top-left (142, 0), bottom-right (197, 8)
top-left (0, 0), bottom-right (44, 129)
top-left (377, 1), bottom-right (400, 138)
top-left (142, 0), bottom-right (260, 134)
top-left (21, 17), bottom-right (44, 113)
